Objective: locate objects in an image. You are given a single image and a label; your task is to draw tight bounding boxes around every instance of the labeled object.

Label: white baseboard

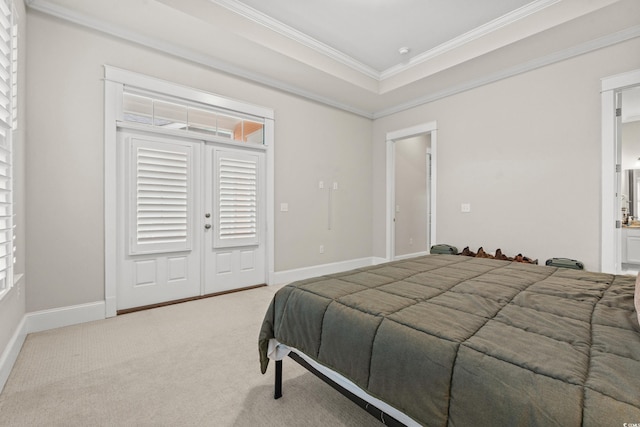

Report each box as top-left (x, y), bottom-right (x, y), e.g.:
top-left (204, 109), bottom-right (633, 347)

top-left (270, 257), bottom-right (384, 285)
top-left (0, 316), bottom-right (27, 393)
top-left (394, 251), bottom-right (429, 261)
top-left (26, 301), bottom-right (106, 334)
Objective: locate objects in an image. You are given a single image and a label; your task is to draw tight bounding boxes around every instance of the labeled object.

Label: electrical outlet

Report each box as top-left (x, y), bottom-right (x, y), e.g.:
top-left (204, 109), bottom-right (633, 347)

top-left (461, 203), bottom-right (471, 213)
top-left (409, 238), bottom-right (413, 245)
top-left (319, 245), bottom-right (325, 254)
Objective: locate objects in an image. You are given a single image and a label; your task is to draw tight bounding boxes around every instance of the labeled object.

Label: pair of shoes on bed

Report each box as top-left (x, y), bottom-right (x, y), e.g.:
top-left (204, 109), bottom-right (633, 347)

top-left (461, 246), bottom-right (476, 257)
top-left (476, 247), bottom-right (494, 259)
top-left (494, 248), bottom-right (513, 261)
top-left (513, 253), bottom-right (535, 263)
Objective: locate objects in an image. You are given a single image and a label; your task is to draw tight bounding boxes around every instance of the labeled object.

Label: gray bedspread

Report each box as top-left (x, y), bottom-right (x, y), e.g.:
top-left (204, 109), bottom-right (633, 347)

top-left (258, 255), bottom-right (640, 426)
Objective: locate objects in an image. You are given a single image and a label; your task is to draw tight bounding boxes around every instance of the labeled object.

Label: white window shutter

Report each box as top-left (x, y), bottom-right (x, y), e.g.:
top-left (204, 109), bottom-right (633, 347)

top-left (129, 137), bottom-right (193, 255)
top-left (214, 149), bottom-right (260, 248)
top-left (0, 126), bottom-right (10, 292)
top-left (0, 0), bottom-right (12, 296)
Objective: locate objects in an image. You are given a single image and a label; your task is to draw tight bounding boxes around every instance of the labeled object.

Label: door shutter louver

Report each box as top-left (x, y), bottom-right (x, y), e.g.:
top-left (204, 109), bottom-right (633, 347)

top-left (129, 137), bottom-right (193, 255)
top-left (214, 150), bottom-right (260, 248)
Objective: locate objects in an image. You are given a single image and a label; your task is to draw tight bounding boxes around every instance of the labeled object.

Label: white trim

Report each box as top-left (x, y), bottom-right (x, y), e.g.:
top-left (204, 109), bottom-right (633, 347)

top-left (105, 67), bottom-right (274, 312)
top-left (601, 68), bottom-right (640, 274)
top-left (393, 251), bottom-right (430, 261)
top-left (374, 25), bottom-right (640, 119)
top-left (104, 77), bottom-right (119, 317)
top-left (212, 0), bottom-right (380, 80)
top-left (215, 0), bottom-right (558, 81)
top-left (0, 315), bottom-right (26, 393)
top-left (386, 122), bottom-right (438, 262)
top-left (380, 0), bottom-right (559, 79)
top-left (270, 257), bottom-right (380, 285)
top-left (1, 300), bottom-right (107, 392)
top-left (25, 301), bottom-right (106, 334)
top-left (265, 118), bottom-right (275, 285)
top-left (105, 66), bottom-right (274, 120)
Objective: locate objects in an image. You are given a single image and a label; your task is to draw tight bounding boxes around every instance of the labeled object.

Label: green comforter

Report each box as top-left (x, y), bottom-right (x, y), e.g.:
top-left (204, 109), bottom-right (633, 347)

top-left (259, 255), bottom-right (640, 426)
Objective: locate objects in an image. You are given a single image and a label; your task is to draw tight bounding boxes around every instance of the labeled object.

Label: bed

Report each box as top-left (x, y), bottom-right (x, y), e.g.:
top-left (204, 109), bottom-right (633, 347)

top-left (258, 254), bottom-right (640, 426)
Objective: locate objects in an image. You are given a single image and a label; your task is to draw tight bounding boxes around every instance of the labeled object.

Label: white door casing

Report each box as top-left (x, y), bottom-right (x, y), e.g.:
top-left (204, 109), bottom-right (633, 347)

top-left (105, 67), bottom-right (274, 316)
top-left (386, 122), bottom-right (438, 261)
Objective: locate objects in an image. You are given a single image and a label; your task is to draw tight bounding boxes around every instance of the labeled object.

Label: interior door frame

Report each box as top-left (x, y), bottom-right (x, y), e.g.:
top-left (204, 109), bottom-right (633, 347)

top-left (104, 66), bottom-right (275, 317)
top-left (386, 121), bottom-right (437, 261)
top-left (601, 68), bottom-right (640, 274)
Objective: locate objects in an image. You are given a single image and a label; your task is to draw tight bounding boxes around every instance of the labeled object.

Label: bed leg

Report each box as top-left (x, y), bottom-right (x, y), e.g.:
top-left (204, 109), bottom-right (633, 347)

top-left (274, 359), bottom-right (283, 399)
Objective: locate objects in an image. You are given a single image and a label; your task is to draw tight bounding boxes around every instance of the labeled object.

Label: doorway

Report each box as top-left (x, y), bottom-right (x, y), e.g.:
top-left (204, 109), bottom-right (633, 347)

top-left (116, 131), bottom-right (267, 311)
top-left (386, 122), bottom-right (437, 261)
top-left (104, 67), bottom-right (275, 316)
top-left (601, 68), bottom-right (640, 274)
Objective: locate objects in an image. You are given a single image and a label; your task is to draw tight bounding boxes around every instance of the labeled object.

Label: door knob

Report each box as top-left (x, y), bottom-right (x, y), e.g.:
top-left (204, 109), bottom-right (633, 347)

top-left (204, 224), bottom-right (212, 229)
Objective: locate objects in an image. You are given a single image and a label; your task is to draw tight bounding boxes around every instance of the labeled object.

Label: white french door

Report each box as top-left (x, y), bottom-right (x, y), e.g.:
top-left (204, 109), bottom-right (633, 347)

top-left (116, 131), bottom-right (266, 311)
top-left (204, 145), bottom-right (265, 294)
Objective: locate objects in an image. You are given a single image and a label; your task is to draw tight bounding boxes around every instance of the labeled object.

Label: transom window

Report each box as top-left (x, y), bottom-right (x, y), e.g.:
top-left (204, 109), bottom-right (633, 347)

top-left (122, 91), bottom-right (265, 144)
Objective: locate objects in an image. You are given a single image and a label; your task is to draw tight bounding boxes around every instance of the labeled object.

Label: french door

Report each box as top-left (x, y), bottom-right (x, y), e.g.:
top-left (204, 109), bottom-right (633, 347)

top-left (116, 130), bottom-right (266, 311)
top-left (204, 145), bottom-right (265, 294)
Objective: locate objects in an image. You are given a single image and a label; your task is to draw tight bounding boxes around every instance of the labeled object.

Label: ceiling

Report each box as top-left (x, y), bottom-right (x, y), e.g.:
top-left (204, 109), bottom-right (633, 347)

top-left (219, 0), bottom-right (537, 74)
top-left (26, 0), bottom-right (640, 118)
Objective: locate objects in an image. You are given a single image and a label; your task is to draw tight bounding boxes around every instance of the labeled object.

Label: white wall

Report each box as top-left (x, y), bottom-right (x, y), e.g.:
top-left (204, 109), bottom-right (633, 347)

top-left (373, 37), bottom-right (640, 270)
top-left (26, 10), bottom-right (372, 311)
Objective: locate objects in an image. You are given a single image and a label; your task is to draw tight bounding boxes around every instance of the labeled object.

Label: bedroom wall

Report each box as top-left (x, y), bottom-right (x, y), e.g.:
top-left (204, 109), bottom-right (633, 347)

top-left (25, 10), bottom-right (372, 312)
top-left (372, 37), bottom-right (640, 271)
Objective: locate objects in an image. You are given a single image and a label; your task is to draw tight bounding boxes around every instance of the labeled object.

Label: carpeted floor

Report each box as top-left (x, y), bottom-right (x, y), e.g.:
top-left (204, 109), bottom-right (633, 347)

top-left (0, 285), bottom-right (380, 426)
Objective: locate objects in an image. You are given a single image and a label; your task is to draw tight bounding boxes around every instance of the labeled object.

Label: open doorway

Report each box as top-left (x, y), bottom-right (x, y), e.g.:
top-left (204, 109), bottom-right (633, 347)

top-left (386, 122), bottom-right (437, 261)
top-left (618, 86), bottom-right (640, 274)
top-left (601, 68), bottom-right (640, 274)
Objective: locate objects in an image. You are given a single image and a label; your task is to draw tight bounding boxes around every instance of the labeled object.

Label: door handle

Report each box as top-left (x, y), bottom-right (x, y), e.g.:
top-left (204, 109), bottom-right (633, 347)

top-left (204, 224), bottom-right (212, 230)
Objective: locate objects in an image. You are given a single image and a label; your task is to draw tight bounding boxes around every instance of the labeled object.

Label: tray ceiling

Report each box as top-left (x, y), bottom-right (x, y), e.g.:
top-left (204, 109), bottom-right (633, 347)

top-left (26, 0), bottom-right (640, 117)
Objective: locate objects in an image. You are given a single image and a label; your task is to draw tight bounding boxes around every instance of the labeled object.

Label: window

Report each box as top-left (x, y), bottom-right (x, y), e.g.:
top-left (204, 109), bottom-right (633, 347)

top-left (122, 91), bottom-right (265, 144)
top-left (0, 0), bottom-right (15, 299)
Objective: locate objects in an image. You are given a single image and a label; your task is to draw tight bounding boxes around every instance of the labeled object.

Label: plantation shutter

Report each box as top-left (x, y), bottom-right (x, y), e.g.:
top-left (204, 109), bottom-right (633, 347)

top-left (214, 149), bottom-right (259, 248)
top-left (0, 126), bottom-right (10, 292)
top-left (129, 137), bottom-right (193, 255)
top-left (0, 0), bottom-right (13, 296)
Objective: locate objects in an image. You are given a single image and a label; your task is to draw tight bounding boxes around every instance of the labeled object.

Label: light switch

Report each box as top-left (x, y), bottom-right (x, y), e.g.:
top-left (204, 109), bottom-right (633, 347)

top-left (319, 181), bottom-right (324, 189)
top-left (461, 203), bottom-right (471, 213)
top-left (333, 182), bottom-right (338, 190)
top-left (280, 203), bottom-right (289, 212)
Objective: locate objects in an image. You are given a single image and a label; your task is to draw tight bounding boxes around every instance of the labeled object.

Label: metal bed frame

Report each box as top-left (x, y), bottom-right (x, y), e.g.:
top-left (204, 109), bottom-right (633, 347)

top-left (274, 353), bottom-right (406, 427)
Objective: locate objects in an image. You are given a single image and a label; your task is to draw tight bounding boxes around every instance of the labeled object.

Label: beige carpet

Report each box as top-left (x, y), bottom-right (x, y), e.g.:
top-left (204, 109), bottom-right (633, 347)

top-left (0, 285), bottom-right (381, 426)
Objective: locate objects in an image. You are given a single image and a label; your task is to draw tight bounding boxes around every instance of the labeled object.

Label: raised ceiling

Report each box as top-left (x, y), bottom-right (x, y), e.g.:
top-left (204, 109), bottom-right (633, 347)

top-left (26, 0), bottom-right (640, 117)
top-left (218, 0), bottom-right (537, 74)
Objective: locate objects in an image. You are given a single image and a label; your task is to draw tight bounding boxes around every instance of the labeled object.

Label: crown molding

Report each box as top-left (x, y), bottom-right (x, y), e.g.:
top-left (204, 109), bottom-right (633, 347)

top-left (379, 0), bottom-right (560, 79)
top-left (26, 0), bottom-right (375, 119)
top-left (373, 24), bottom-right (640, 119)
top-left (212, 0), bottom-right (381, 80)
top-left (214, 0), bottom-right (560, 82)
